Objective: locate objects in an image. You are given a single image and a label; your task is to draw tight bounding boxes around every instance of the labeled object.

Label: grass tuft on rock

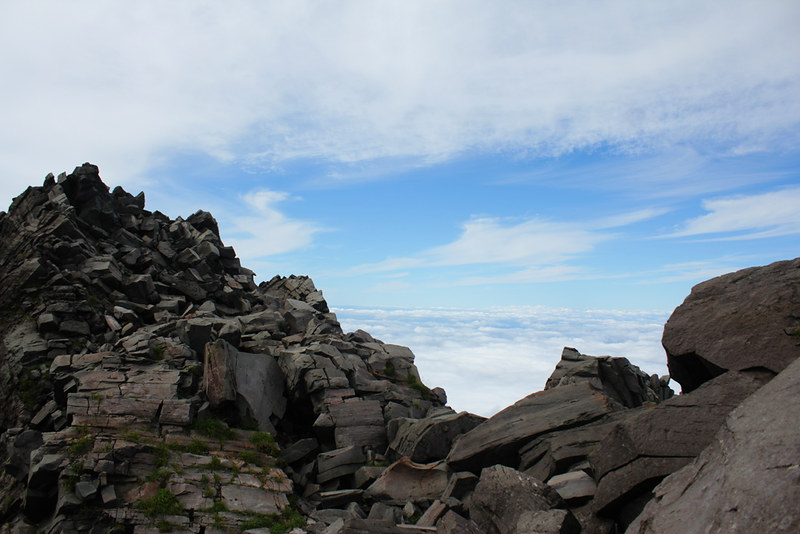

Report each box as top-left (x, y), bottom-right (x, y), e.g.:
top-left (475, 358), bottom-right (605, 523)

top-left (135, 488), bottom-right (183, 518)
top-left (239, 506), bottom-right (306, 533)
top-left (194, 417), bottom-right (236, 442)
top-left (250, 431), bottom-right (279, 456)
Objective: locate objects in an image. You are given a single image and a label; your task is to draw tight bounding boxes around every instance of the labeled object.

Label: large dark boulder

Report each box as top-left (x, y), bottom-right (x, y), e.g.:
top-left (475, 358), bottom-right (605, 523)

top-left (627, 356), bottom-right (800, 534)
top-left (663, 257), bottom-right (800, 393)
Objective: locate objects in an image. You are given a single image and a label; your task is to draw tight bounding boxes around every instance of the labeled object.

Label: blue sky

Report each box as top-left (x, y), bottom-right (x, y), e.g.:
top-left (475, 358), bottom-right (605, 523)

top-left (2, 2), bottom-right (799, 414)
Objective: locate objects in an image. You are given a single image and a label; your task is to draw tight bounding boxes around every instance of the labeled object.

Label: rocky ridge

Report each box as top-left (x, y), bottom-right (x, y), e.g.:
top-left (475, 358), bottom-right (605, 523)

top-left (0, 164), bottom-right (797, 533)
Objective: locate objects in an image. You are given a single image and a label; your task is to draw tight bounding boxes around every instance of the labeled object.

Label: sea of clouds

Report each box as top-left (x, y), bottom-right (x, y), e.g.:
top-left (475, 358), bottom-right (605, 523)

top-left (333, 305), bottom-right (672, 417)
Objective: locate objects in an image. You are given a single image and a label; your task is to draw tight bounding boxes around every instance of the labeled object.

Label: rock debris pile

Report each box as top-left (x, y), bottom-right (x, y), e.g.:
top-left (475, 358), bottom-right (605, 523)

top-left (0, 164), bottom-right (797, 533)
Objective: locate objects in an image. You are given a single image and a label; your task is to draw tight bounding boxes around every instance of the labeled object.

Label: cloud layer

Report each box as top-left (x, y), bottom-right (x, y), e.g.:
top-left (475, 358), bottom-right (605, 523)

top-left (334, 305), bottom-right (671, 416)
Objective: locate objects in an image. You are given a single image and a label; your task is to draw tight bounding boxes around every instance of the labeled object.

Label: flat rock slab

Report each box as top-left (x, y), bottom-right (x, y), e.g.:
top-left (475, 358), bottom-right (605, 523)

top-left (547, 470), bottom-right (596, 501)
top-left (334, 424), bottom-right (387, 449)
top-left (220, 484), bottom-right (288, 515)
top-left (663, 257), bottom-right (800, 392)
top-left (627, 356), bottom-right (800, 534)
top-left (329, 398), bottom-right (384, 427)
top-left (281, 437), bottom-right (319, 465)
top-left (318, 489), bottom-right (364, 509)
top-left (447, 381), bottom-right (620, 473)
top-left (519, 410), bottom-right (632, 482)
top-left (318, 445), bottom-right (367, 473)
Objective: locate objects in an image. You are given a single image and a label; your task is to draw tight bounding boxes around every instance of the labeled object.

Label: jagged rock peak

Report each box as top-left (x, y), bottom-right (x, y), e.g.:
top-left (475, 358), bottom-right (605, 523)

top-left (545, 347), bottom-right (672, 408)
top-left (0, 164), bottom-right (450, 533)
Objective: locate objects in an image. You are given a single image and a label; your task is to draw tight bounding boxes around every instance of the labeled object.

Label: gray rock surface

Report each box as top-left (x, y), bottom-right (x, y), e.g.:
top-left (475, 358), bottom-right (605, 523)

top-left (436, 510), bottom-right (486, 534)
top-left (547, 470), bottom-right (596, 501)
top-left (518, 409), bottom-right (632, 482)
top-left (203, 338), bottom-right (286, 432)
top-left (515, 509), bottom-right (581, 534)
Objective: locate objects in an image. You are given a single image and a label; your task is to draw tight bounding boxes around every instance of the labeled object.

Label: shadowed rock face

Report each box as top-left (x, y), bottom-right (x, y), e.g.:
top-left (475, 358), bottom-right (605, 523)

top-left (663, 257), bottom-right (800, 393)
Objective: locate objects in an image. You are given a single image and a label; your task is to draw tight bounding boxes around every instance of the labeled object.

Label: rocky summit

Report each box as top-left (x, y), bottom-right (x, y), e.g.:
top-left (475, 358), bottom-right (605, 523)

top-left (0, 164), bottom-right (797, 534)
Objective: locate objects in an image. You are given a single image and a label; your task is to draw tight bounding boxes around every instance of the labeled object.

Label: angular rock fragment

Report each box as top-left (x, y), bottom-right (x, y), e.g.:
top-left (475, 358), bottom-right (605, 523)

top-left (317, 445), bottom-right (367, 484)
top-left (546, 470), bottom-right (596, 501)
top-left (203, 339), bottom-right (286, 432)
top-left (468, 465), bottom-right (567, 534)
top-left (545, 347), bottom-right (672, 407)
top-left (436, 510), bottom-right (486, 534)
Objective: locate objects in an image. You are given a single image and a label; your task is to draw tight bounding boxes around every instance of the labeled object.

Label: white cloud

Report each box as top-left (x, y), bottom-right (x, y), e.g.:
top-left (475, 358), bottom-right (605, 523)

top-left (348, 207), bottom-right (673, 286)
top-left (1, 1), bottom-right (799, 208)
top-left (333, 305), bottom-right (671, 416)
top-left (428, 217), bottom-right (603, 266)
top-left (666, 187), bottom-right (800, 239)
top-left (595, 208), bottom-right (670, 229)
top-left (223, 189), bottom-right (321, 259)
